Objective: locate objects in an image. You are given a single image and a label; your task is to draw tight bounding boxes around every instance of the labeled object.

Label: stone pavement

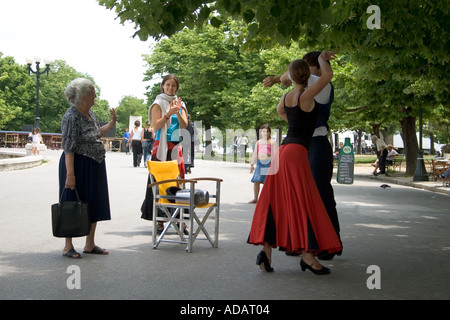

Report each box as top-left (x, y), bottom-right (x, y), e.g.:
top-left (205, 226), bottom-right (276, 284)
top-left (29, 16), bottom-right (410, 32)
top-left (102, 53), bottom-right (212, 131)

top-left (0, 149), bottom-right (449, 303)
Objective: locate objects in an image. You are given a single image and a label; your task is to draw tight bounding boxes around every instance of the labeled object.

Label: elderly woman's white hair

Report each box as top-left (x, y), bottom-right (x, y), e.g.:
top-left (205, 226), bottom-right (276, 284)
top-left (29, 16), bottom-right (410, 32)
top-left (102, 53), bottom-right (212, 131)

top-left (64, 78), bottom-right (94, 106)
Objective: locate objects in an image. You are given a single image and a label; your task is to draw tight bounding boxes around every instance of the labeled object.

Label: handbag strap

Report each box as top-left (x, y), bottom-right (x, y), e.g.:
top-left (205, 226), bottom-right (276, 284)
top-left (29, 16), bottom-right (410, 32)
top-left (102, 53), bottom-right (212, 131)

top-left (59, 188), bottom-right (81, 204)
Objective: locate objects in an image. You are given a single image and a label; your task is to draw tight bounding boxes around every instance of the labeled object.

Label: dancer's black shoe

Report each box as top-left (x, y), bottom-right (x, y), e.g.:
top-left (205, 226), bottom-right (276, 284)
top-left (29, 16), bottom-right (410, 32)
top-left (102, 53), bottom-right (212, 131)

top-left (256, 250), bottom-right (274, 272)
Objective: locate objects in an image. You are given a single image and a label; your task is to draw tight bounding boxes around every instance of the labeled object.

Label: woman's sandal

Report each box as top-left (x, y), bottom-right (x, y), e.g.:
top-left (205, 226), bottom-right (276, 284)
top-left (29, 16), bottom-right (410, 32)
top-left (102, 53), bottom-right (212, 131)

top-left (83, 245), bottom-right (108, 255)
top-left (63, 248), bottom-right (81, 259)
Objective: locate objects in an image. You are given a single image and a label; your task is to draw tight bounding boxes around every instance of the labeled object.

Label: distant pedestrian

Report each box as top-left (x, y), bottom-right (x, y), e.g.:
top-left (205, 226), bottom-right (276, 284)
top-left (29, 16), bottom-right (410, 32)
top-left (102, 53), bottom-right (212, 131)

top-left (237, 133), bottom-right (248, 158)
top-left (123, 128), bottom-right (130, 154)
top-left (142, 121), bottom-right (154, 167)
top-left (31, 127), bottom-right (43, 155)
top-left (129, 120), bottom-right (143, 167)
top-left (372, 135), bottom-right (388, 176)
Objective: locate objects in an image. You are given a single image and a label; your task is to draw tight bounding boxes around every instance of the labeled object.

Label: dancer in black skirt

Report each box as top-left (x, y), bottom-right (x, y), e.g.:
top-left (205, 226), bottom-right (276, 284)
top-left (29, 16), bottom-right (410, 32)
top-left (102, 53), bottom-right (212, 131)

top-left (59, 78), bottom-right (116, 259)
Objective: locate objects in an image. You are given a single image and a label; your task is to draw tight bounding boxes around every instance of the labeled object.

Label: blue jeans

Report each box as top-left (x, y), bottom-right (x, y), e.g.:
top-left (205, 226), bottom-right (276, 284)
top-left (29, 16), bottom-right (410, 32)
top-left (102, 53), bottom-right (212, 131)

top-left (142, 140), bottom-right (153, 163)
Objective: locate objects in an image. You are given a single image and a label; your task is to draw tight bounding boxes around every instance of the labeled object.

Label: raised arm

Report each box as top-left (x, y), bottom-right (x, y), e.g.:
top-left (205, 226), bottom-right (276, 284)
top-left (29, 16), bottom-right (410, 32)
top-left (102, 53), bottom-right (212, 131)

top-left (300, 51), bottom-right (336, 112)
top-left (264, 72), bottom-right (292, 87)
top-left (100, 108), bottom-right (117, 137)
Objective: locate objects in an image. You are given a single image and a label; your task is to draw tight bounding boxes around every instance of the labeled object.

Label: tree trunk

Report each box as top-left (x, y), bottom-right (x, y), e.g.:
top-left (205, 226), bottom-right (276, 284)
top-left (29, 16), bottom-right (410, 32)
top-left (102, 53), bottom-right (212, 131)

top-left (356, 129), bottom-right (363, 154)
top-left (371, 123), bottom-right (381, 138)
top-left (400, 116), bottom-right (418, 176)
top-left (430, 132), bottom-right (435, 155)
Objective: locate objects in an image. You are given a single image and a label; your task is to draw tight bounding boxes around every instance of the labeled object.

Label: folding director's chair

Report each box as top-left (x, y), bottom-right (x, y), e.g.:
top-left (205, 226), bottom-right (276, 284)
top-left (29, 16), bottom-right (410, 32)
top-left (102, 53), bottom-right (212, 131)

top-left (147, 160), bottom-right (222, 252)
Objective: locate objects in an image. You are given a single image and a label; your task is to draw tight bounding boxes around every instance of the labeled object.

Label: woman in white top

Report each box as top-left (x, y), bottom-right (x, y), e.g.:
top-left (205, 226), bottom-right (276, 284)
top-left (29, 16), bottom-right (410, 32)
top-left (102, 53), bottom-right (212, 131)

top-left (129, 120), bottom-right (143, 167)
top-left (149, 74), bottom-right (188, 177)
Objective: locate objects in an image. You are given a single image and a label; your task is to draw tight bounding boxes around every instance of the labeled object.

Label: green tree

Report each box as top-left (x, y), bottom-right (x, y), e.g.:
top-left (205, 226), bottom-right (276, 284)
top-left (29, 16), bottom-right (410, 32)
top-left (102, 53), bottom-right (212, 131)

top-left (331, 50), bottom-right (448, 174)
top-left (143, 21), bottom-right (265, 132)
top-left (115, 95), bottom-right (147, 134)
top-left (99, 0), bottom-right (449, 173)
top-left (1, 56), bottom-right (112, 134)
top-left (34, 60), bottom-right (110, 133)
top-left (37, 60), bottom-right (86, 133)
top-left (98, 0), bottom-right (333, 46)
top-left (0, 53), bottom-right (34, 130)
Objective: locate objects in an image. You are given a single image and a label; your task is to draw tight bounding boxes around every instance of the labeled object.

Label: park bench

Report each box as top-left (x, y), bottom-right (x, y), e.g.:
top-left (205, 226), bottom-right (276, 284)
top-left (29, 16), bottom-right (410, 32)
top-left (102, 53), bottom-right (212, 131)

top-left (387, 154), bottom-right (404, 172)
top-left (431, 158), bottom-right (450, 182)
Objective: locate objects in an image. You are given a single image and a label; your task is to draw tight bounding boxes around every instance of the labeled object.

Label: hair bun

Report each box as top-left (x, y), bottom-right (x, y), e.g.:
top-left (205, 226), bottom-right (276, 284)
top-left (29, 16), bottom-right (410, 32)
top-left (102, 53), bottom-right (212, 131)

top-left (288, 59), bottom-right (310, 86)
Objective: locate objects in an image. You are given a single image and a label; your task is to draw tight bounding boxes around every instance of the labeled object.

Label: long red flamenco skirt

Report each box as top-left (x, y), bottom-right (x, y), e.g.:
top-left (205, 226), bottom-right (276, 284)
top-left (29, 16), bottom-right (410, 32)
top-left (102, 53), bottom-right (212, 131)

top-left (248, 144), bottom-right (342, 255)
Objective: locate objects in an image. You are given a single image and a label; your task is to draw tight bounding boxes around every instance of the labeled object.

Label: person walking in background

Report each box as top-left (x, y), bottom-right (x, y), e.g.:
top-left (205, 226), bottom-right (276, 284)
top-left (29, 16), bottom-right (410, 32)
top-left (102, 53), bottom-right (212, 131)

top-left (142, 120), bottom-right (154, 168)
top-left (129, 120), bottom-right (143, 167)
top-left (59, 78), bottom-right (116, 258)
top-left (372, 135), bottom-right (388, 176)
top-left (123, 127), bottom-right (130, 154)
top-left (249, 124), bottom-right (277, 204)
top-left (248, 52), bottom-right (341, 275)
top-left (237, 133), bottom-right (249, 159)
top-left (184, 114), bottom-right (195, 174)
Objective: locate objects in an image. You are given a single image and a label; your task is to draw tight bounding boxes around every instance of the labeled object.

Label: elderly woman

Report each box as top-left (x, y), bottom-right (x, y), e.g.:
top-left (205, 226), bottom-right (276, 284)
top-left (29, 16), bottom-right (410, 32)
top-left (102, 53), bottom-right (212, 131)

top-left (59, 78), bottom-right (116, 259)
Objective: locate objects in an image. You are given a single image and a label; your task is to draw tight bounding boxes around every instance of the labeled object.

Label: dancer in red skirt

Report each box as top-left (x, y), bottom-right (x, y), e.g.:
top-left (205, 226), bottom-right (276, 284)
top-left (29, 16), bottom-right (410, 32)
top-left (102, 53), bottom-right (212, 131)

top-left (248, 51), bottom-right (341, 275)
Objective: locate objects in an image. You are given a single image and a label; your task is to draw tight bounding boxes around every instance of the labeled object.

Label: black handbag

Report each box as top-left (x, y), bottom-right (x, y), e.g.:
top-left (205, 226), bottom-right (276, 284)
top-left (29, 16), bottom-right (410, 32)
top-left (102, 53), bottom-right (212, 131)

top-left (51, 188), bottom-right (91, 238)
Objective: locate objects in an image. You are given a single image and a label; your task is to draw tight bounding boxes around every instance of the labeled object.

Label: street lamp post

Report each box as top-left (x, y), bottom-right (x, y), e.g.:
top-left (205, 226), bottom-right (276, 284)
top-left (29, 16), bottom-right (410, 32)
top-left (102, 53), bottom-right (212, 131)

top-left (26, 57), bottom-right (51, 129)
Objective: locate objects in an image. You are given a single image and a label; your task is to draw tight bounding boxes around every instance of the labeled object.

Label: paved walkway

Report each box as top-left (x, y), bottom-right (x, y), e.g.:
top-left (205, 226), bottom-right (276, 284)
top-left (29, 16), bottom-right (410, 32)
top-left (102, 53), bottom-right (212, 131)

top-left (0, 149), bottom-right (449, 303)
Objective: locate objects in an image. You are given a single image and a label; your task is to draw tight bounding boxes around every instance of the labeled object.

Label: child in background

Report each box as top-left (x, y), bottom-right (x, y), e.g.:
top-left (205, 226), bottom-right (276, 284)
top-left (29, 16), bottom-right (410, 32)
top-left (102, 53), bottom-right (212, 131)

top-left (249, 124), bottom-right (277, 203)
top-left (31, 128), bottom-right (43, 155)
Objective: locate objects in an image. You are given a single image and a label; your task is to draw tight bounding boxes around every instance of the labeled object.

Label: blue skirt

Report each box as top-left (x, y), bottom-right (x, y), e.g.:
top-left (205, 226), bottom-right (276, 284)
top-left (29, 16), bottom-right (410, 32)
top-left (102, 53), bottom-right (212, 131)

top-left (251, 159), bottom-right (271, 184)
top-left (59, 153), bottom-right (111, 223)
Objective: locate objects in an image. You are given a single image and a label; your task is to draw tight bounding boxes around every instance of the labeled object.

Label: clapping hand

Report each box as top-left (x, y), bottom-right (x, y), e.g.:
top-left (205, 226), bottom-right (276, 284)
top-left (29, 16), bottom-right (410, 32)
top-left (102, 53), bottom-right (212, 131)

top-left (169, 97), bottom-right (182, 115)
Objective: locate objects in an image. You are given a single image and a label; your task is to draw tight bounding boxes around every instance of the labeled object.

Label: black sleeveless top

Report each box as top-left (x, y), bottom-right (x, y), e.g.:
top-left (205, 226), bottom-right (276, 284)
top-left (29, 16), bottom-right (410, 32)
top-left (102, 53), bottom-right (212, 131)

top-left (144, 128), bottom-right (154, 142)
top-left (281, 94), bottom-right (319, 149)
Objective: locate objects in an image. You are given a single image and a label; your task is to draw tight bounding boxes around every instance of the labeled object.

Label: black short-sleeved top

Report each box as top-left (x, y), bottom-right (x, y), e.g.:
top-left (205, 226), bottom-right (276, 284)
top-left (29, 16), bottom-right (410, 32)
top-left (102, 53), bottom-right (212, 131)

top-left (61, 106), bottom-right (105, 163)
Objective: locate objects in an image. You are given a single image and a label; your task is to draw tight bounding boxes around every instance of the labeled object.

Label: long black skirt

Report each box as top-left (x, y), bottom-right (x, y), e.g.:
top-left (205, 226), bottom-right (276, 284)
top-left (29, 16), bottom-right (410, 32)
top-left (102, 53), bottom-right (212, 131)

top-left (59, 153), bottom-right (111, 223)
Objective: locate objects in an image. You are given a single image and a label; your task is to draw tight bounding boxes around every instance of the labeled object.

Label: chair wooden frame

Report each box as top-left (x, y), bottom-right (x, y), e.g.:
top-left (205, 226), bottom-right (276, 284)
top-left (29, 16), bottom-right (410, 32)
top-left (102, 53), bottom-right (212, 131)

top-left (431, 159), bottom-right (450, 181)
top-left (147, 160), bottom-right (222, 252)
